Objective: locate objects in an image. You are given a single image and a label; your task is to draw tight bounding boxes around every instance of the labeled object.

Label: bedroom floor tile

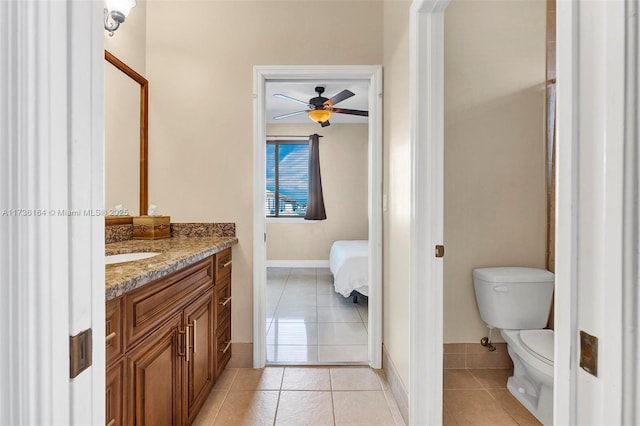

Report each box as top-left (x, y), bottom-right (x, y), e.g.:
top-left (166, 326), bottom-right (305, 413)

top-left (317, 294), bottom-right (356, 307)
top-left (267, 345), bottom-right (319, 363)
top-left (318, 323), bottom-right (368, 345)
top-left (267, 322), bottom-right (319, 346)
top-left (267, 267), bottom-right (368, 366)
top-left (317, 306), bottom-right (363, 322)
top-left (318, 345), bottom-right (368, 363)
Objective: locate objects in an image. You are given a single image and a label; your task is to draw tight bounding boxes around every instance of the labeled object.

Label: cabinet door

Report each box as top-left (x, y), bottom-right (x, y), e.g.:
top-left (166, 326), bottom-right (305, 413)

top-left (127, 312), bottom-right (183, 426)
top-left (184, 288), bottom-right (215, 424)
top-left (106, 358), bottom-right (125, 426)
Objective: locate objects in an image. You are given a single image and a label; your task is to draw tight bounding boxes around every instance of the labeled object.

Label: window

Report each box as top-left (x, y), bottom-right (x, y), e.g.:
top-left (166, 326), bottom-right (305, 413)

top-left (266, 141), bottom-right (309, 217)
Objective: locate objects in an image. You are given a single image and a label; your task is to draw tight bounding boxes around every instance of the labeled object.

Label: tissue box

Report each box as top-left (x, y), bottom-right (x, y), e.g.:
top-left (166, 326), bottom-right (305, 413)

top-left (133, 216), bottom-right (171, 240)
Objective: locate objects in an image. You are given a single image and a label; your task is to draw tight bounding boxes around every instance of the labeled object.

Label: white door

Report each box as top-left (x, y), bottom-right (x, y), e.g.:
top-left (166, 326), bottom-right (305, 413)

top-left (555, 0), bottom-right (638, 424)
top-left (0, 1), bottom-right (105, 424)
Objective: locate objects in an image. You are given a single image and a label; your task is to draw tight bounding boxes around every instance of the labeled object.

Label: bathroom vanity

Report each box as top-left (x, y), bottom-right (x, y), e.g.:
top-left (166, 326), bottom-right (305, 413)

top-left (105, 236), bottom-right (237, 425)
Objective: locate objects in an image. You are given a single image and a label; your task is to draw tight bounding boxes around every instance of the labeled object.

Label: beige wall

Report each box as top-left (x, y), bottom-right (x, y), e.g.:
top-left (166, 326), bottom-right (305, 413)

top-left (382, 0), bottom-right (412, 388)
top-left (104, 0), bottom-right (147, 215)
top-left (443, 0), bottom-right (547, 343)
top-left (266, 123), bottom-right (368, 261)
top-left (145, 1), bottom-right (383, 342)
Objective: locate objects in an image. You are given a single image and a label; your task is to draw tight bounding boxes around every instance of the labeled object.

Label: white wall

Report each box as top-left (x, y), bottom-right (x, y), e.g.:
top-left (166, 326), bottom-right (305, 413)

top-left (383, 0), bottom-right (412, 387)
top-left (266, 123), bottom-right (368, 261)
top-left (443, 0), bottom-right (547, 343)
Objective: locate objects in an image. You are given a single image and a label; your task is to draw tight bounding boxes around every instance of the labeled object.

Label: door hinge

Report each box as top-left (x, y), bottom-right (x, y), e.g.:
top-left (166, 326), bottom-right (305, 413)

top-left (435, 245), bottom-right (445, 258)
top-left (70, 328), bottom-right (92, 378)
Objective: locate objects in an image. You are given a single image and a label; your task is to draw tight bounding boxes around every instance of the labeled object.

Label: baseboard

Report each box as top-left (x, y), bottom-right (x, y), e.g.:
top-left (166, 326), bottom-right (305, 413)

top-left (266, 260), bottom-right (329, 268)
top-left (226, 343), bottom-right (253, 368)
top-left (382, 344), bottom-right (409, 424)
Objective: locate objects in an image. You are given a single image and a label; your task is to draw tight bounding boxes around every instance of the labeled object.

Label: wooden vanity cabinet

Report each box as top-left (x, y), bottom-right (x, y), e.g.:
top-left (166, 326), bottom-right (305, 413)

top-left (105, 249), bottom-right (233, 426)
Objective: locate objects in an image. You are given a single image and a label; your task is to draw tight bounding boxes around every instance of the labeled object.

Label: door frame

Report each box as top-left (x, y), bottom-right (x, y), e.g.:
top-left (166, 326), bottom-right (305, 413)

top-left (252, 65), bottom-right (383, 369)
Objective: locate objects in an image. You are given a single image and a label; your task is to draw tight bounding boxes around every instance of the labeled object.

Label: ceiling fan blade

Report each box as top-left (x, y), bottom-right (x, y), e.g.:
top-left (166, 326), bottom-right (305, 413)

top-left (331, 108), bottom-right (369, 117)
top-left (274, 93), bottom-right (310, 107)
top-left (325, 89), bottom-right (355, 106)
top-left (273, 110), bottom-right (308, 120)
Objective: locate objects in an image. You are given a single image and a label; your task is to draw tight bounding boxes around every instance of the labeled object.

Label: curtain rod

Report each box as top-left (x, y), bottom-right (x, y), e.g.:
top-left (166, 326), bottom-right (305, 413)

top-left (266, 134), bottom-right (323, 138)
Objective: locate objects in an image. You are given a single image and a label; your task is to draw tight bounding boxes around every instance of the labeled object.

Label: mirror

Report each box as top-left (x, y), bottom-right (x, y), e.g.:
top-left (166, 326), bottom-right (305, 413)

top-left (104, 50), bottom-right (148, 223)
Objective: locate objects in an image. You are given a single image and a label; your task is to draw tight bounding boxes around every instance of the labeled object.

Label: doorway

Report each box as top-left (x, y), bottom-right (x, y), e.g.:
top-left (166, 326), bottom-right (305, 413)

top-left (253, 66), bottom-right (383, 369)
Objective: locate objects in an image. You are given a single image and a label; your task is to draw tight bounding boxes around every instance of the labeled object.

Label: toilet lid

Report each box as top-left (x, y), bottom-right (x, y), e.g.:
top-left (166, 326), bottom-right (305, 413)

top-left (519, 329), bottom-right (554, 364)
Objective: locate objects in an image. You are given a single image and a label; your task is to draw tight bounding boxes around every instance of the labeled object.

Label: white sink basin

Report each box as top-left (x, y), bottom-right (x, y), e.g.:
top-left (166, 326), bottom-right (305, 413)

top-left (105, 252), bottom-right (161, 265)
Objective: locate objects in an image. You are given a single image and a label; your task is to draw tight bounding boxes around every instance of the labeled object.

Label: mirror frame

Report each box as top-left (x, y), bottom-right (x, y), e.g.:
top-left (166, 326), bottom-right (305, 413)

top-left (104, 50), bottom-right (148, 226)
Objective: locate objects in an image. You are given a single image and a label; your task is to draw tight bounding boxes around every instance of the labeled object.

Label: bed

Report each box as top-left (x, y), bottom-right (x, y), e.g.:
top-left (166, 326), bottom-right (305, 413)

top-left (329, 240), bottom-right (369, 300)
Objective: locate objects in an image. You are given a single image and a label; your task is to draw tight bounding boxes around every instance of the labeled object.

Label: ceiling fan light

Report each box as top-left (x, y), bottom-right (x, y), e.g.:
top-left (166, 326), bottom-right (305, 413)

top-left (308, 109), bottom-right (331, 124)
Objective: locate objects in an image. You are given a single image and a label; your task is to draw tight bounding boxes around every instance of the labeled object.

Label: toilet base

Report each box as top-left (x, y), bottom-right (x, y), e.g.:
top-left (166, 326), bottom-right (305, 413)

top-left (507, 376), bottom-right (553, 425)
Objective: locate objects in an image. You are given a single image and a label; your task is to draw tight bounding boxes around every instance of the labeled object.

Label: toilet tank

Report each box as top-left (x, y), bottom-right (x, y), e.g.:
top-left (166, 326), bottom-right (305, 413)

top-left (473, 267), bottom-right (554, 330)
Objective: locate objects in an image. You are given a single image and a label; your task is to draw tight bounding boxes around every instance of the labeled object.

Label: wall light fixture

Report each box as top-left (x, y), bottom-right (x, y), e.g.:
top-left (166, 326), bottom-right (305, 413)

top-left (104, 0), bottom-right (137, 37)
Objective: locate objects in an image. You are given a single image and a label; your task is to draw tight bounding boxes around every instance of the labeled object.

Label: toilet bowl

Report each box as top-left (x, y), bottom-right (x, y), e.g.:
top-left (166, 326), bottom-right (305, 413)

top-left (501, 329), bottom-right (554, 425)
top-left (473, 267), bottom-right (555, 426)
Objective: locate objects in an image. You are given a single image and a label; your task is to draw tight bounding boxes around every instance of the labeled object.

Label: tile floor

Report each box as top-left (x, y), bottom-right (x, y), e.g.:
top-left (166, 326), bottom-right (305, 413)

top-left (443, 369), bottom-right (542, 425)
top-left (192, 366), bottom-right (406, 426)
top-left (266, 268), bottom-right (368, 364)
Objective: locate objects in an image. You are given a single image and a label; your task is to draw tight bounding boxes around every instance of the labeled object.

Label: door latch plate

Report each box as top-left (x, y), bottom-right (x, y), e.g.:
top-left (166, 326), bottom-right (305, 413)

top-left (70, 328), bottom-right (92, 378)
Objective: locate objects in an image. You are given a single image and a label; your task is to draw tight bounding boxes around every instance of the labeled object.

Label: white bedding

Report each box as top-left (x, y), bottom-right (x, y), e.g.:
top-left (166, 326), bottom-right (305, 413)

top-left (329, 240), bottom-right (369, 298)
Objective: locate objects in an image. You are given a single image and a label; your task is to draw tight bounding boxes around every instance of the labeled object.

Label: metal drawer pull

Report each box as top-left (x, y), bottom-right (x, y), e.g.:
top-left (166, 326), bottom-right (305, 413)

top-left (177, 327), bottom-right (190, 362)
top-left (192, 320), bottom-right (197, 354)
top-left (219, 341), bottom-right (231, 354)
top-left (222, 260), bottom-right (232, 268)
top-left (105, 332), bottom-right (117, 343)
top-left (219, 297), bottom-right (232, 307)
top-left (106, 419), bottom-right (116, 426)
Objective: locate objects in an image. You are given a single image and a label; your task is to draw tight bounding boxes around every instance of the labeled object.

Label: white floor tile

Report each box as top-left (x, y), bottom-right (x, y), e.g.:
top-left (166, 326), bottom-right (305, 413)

top-left (317, 306), bottom-right (363, 323)
top-left (318, 345), bottom-right (368, 362)
top-left (273, 306), bottom-right (318, 323)
top-left (281, 286), bottom-right (317, 297)
top-left (277, 295), bottom-right (317, 308)
top-left (266, 345), bottom-right (318, 363)
top-left (317, 322), bottom-right (368, 345)
top-left (267, 322), bottom-right (318, 345)
top-left (317, 294), bottom-right (355, 308)
top-left (316, 284), bottom-right (336, 296)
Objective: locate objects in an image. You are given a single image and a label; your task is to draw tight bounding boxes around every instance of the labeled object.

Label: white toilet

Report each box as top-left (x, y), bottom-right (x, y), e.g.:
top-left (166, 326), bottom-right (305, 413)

top-left (473, 267), bottom-right (554, 426)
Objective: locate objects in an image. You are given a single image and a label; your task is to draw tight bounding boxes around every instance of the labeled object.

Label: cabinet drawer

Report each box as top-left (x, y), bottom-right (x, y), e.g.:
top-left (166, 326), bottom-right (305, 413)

top-left (124, 256), bottom-right (213, 349)
top-left (216, 318), bottom-right (232, 377)
top-left (215, 275), bottom-right (231, 326)
top-left (215, 248), bottom-right (232, 281)
top-left (106, 297), bottom-right (123, 365)
top-left (106, 358), bottom-right (125, 426)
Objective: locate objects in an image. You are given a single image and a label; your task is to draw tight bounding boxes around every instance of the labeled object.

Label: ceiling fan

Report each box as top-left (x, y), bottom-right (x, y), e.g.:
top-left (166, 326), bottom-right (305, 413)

top-left (273, 86), bottom-right (368, 127)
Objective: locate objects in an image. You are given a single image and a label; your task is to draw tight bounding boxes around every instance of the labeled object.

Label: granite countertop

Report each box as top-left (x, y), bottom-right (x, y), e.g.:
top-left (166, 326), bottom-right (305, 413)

top-left (105, 236), bottom-right (238, 301)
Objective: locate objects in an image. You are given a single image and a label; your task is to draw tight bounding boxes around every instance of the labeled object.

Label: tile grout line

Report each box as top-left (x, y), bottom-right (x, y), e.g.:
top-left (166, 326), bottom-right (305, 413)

top-left (271, 368), bottom-right (286, 426)
top-left (210, 368), bottom-right (238, 426)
